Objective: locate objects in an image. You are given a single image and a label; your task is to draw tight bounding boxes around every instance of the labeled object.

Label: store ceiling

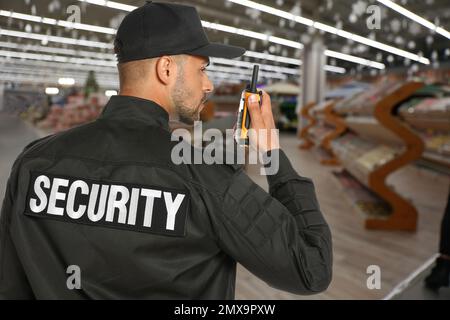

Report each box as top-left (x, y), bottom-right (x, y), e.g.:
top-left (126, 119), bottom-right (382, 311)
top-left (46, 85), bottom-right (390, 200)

top-left (0, 0), bottom-right (449, 86)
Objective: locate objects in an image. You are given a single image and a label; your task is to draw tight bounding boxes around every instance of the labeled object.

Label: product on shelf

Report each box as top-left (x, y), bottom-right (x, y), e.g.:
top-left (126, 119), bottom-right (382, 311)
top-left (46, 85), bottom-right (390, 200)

top-left (332, 170), bottom-right (391, 218)
top-left (399, 97), bottom-right (450, 132)
top-left (335, 79), bottom-right (400, 116)
top-left (331, 135), bottom-right (399, 186)
top-left (329, 81), bottom-right (425, 231)
top-left (396, 84), bottom-right (450, 171)
top-left (36, 93), bottom-right (107, 133)
top-left (305, 99), bottom-right (345, 165)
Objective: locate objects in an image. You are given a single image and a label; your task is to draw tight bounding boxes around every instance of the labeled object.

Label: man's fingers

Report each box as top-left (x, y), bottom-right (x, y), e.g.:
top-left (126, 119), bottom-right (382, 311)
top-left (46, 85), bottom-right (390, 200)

top-left (259, 90), bottom-right (275, 128)
top-left (247, 93), bottom-right (264, 129)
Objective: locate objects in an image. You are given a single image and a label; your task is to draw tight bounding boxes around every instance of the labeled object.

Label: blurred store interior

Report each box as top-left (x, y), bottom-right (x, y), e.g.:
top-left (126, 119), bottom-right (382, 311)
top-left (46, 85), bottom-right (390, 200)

top-left (0, 0), bottom-right (449, 299)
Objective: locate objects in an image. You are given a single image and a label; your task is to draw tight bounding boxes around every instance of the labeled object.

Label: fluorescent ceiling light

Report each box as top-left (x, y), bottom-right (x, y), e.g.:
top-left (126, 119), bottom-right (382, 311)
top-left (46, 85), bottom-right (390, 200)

top-left (324, 50), bottom-right (385, 70)
top-left (105, 90), bottom-right (118, 97)
top-left (377, 0), bottom-right (450, 40)
top-left (202, 21), bottom-right (304, 49)
top-left (0, 57), bottom-right (117, 74)
top-left (2, 66), bottom-right (116, 82)
top-left (323, 65), bottom-right (346, 74)
top-left (212, 57), bottom-right (298, 75)
top-left (207, 65), bottom-right (287, 80)
top-left (0, 49), bottom-right (116, 67)
top-left (45, 87), bottom-right (59, 95)
top-left (0, 29), bottom-right (113, 49)
top-left (2, 5), bottom-right (381, 70)
top-left (2, 73), bottom-right (118, 87)
top-left (0, 41), bottom-right (115, 60)
top-left (0, 50), bottom-right (284, 82)
top-left (79, 0), bottom-right (136, 12)
top-left (75, 0), bottom-right (382, 69)
top-left (241, 50), bottom-right (347, 73)
top-left (58, 77), bottom-right (76, 85)
top-left (0, 10), bottom-right (116, 34)
top-left (244, 50), bottom-right (301, 65)
top-left (228, 0), bottom-right (430, 64)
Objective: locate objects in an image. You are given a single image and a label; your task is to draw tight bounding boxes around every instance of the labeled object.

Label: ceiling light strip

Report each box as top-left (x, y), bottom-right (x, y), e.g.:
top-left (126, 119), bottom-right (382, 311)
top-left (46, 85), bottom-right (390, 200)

top-left (377, 0), bottom-right (450, 40)
top-left (2, 3), bottom-right (381, 69)
top-left (77, 0), bottom-right (381, 68)
top-left (0, 41), bottom-right (115, 60)
top-left (0, 10), bottom-right (116, 34)
top-left (0, 29), bottom-right (113, 49)
top-left (228, 0), bottom-right (430, 64)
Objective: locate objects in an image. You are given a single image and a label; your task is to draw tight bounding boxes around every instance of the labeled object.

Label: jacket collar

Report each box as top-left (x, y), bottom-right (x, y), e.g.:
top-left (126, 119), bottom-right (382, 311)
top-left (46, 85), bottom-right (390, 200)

top-left (99, 95), bottom-right (170, 131)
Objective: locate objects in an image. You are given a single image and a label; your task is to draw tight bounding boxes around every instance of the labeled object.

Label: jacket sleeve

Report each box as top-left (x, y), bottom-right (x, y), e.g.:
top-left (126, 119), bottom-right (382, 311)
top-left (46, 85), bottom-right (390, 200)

top-left (0, 156), bottom-right (34, 299)
top-left (213, 149), bottom-right (332, 295)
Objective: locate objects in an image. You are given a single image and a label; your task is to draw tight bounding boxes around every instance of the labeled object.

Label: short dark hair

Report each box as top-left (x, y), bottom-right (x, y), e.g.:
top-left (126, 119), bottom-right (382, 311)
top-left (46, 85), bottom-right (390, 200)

top-left (114, 38), bottom-right (123, 62)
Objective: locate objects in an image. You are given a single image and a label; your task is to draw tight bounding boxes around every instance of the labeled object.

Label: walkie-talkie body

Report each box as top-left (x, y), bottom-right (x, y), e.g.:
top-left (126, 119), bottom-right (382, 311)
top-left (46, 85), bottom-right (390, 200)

top-left (234, 65), bottom-right (262, 146)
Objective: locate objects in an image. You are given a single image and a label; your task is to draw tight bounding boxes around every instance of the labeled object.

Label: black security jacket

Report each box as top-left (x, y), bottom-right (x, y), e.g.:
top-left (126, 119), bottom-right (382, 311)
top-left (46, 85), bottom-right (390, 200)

top-left (0, 96), bottom-right (332, 299)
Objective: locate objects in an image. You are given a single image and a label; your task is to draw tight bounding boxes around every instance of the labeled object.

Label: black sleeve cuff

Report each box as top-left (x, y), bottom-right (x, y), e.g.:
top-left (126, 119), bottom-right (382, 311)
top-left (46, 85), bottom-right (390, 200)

top-left (263, 148), bottom-right (300, 186)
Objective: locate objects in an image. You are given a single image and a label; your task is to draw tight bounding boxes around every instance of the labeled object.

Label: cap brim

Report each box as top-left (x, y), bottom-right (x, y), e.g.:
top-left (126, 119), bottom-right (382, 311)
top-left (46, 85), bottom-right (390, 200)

top-left (187, 42), bottom-right (245, 59)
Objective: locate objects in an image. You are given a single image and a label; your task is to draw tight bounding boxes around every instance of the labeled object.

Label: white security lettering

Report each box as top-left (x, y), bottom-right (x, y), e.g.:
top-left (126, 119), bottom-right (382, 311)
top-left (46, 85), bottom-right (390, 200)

top-left (30, 175), bottom-right (50, 213)
top-left (26, 173), bottom-right (188, 236)
top-left (87, 184), bottom-right (109, 222)
top-left (127, 188), bottom-right (140, 225)
top-left (66, 180), bottom-right (89, 219)
top-left (164, 192), bottom-right (185, 230)
top-left (106, 185), bottom-right (130, 224)
top-left (47, 178), bottom-right (69, 216)
top-left (141, 188), bottom-right (161, 227)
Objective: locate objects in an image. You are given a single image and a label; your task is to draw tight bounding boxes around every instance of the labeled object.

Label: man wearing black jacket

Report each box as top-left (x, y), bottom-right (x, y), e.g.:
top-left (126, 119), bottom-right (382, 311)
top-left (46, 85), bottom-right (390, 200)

top-left (0, 2), bottom-right (332, 299)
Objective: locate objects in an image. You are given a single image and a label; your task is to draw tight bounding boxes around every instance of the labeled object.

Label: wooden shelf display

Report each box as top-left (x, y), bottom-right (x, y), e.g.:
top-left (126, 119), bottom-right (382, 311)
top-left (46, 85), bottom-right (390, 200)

top-left (397, 85), bottom-right (450, 172)
top-left (297, 101), bottom-right (316, 149)
top-left (303, 100), bottom-right (344, 165)
top-left (330, 81), bottom-right (426, 231)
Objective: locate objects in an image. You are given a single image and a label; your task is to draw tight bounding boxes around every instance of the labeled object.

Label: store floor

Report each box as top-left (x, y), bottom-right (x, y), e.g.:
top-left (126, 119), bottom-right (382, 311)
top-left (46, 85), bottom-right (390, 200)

top-left (0, 114), bottom-right (449, 299)
top-left (242, 134), bottom-right (449, 299)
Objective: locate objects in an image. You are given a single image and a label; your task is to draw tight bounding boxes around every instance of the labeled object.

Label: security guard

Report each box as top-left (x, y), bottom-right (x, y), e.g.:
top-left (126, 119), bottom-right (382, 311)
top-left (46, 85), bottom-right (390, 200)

top-left (0, 2), bottom-right (332, 299)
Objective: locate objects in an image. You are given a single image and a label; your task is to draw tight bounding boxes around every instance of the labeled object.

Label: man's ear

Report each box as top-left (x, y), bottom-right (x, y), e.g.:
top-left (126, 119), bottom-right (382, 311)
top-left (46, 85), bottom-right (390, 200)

top-left (155, 56), bottom-right (176, 85)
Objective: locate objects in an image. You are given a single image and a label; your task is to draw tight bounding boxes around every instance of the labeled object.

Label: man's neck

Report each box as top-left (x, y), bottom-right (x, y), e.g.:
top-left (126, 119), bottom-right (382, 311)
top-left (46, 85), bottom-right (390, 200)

top-left (119, 89), bottom-right (171, 115)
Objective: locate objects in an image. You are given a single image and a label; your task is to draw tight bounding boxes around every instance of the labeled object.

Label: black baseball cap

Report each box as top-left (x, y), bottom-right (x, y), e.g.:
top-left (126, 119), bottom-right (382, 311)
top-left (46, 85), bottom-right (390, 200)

top-left (114, 1), bottom-right (246, 63)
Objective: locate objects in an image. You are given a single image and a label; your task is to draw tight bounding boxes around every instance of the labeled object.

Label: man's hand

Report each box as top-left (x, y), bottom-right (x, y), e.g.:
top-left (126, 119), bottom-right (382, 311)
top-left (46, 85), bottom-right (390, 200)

top-left (247, 90), bottom-right (280, 153)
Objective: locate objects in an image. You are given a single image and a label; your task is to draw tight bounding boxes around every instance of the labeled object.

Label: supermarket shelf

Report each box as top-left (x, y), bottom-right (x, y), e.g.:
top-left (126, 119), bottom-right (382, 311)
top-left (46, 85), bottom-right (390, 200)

top-left (422, 151), bottom-right (450, 168)
top-left (305, 100), bottom-right (342, 165)
top-left (415, 157), bottom-right (450, 176)
top-left (334, 80), bottom-right (402, 116)
top-left (332, 141), bottom-right (400, 188)
top-left (332, 170), bottom-right (391, 220)
top-left (365, 81), bottom-right (425, 231)
top-left (312, 100), bottom-right (334, 115)
top-left (297, 101), bottom-right (316, 149)
top-left (345, 116), bottom-right (403, 146)
top-left (402, 118), bottom-right (450, 131)
top-left (399, 96), bottom-right (450, 132)
top-left (322, 105), bottom-right (347, 151)
top-left (332, 81), bottom-right (425, 231)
